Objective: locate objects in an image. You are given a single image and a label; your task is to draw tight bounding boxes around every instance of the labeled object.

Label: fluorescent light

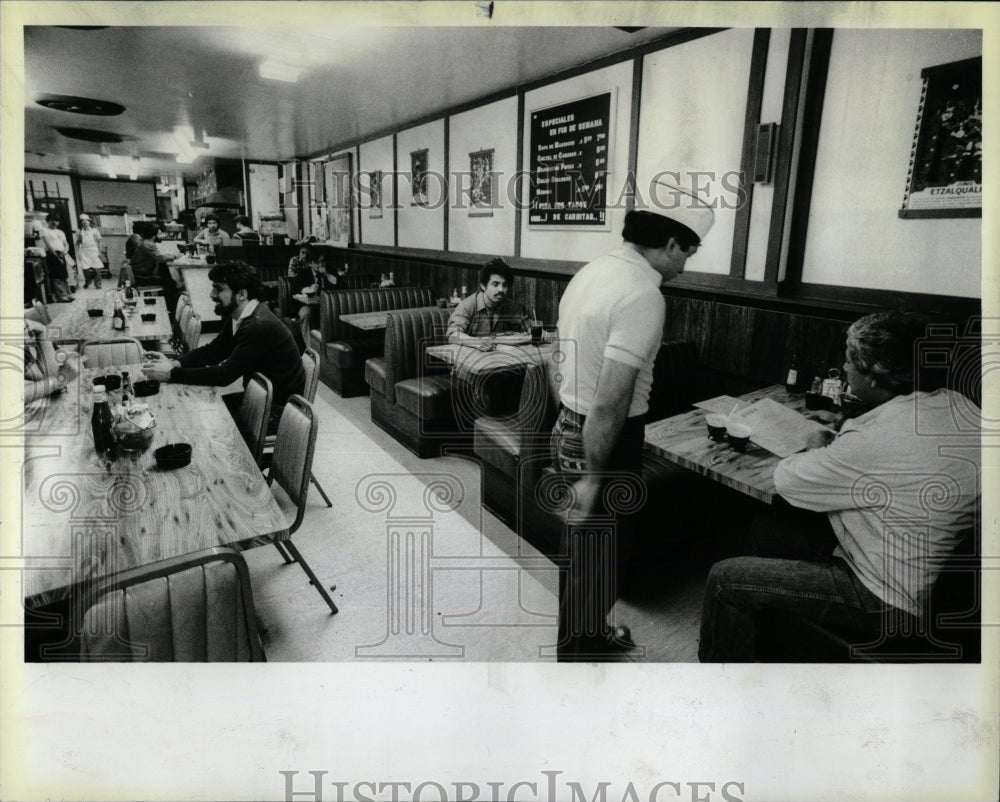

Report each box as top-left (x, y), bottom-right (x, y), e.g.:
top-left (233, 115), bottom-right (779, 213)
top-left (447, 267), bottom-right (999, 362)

top-left (259, 59), bottom-right (302, 83)
top-left (129, 156), bottom-right (139, 181)
top-left (173, 133), bottom-right (197, 163)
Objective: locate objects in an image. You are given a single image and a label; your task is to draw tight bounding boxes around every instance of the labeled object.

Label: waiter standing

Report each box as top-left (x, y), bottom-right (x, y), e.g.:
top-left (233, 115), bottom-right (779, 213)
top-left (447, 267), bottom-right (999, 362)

top-left (551, 178), bottom-right (714, 660)
top-left (39, 213), bottom-right (75, 302)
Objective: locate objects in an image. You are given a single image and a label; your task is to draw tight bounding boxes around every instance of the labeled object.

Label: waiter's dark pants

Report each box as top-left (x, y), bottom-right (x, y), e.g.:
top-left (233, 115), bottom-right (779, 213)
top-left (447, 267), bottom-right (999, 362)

top-left (550, 408), bottom-right (646, 661)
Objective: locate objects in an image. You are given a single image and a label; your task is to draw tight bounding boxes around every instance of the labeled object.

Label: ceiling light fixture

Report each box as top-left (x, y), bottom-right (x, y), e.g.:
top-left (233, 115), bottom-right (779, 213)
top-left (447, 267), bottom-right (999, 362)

top-left (130, 156), bottom-right (139, 181)
top-left (173, 133), bottom-right (198, 164)
top-left (259, 59), bottom-right (302, 83)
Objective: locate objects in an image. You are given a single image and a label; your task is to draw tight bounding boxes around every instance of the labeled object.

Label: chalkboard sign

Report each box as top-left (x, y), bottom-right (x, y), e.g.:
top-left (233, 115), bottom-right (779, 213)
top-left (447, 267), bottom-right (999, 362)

top-left (527, 91), bottom-right (613, 228)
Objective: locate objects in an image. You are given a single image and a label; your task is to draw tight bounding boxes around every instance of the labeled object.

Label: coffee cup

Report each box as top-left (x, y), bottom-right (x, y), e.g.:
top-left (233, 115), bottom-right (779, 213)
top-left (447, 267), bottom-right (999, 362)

top-left (726, 422), bottom-right (752, 452)
top-left (529, 320), bottom-right (543, 345)
top-left (705, 413), bottom-right (728, 442)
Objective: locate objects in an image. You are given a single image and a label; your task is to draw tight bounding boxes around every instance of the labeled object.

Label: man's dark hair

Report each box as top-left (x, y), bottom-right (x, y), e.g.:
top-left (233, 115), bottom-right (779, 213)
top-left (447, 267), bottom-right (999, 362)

top-left (204, 214), bottom-right (219, 225)
top-left (235, 215), bottom-right (252, 228)
top-left (208, 260), bottom-right (263, 300)
top-left (479, 258), bottom-right (514, 288)
top-left (45, 213), bottom-right (59, 223)
top-left (137, 221), bottom-right (159, 239)
top-left (622, 210), bottom-right (700, 251)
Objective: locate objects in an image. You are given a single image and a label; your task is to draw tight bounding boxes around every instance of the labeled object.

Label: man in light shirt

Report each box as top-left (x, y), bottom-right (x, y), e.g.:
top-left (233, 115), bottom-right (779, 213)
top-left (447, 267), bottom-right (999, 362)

top-left (551, 181), bottom-right (714, 661)
top-left (38, 213), bottom-right (74, 301)
top-left (699, 311), bottom-right (980, 661)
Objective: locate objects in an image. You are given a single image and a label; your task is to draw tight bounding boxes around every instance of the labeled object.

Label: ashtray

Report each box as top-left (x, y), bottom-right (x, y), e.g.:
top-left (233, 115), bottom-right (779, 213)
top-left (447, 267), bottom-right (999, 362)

top-left (143, 297), bottom-right (157, 306)
top-left (87, 309), bottom-right (104, 317)
top-left (140, 313), bottom-right (156, 322)
top-left (154, 443), bottom-right (192, 470)
top-left (93, 374), bottom-right (121, 391)
top-left (132, 379), bottom-right (160, 397)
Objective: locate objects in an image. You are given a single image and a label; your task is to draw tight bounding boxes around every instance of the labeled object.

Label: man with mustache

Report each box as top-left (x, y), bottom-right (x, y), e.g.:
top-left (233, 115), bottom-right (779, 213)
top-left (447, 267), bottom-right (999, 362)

top-left (447, 258), bottom-right (529, 346)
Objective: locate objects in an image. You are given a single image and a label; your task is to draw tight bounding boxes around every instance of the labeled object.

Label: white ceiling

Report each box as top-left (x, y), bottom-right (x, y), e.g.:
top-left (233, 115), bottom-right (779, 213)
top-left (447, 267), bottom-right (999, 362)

top-left (23, 23), bottom-right (678, 182)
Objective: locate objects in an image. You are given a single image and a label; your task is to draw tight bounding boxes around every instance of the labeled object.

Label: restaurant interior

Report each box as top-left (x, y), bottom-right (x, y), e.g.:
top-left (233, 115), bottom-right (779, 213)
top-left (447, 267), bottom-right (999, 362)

top-left (14, 16), bottom-right (986, 665)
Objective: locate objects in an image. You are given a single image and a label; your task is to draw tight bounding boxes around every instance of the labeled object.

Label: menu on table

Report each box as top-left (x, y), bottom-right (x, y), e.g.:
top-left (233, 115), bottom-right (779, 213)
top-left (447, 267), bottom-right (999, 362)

top-left (727, 397), bottom-right (833, 458)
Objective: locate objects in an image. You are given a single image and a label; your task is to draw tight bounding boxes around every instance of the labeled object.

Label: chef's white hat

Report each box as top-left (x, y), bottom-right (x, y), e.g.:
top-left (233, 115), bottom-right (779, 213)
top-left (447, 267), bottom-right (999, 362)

top-left (648, 174), bottom-right (715, 241)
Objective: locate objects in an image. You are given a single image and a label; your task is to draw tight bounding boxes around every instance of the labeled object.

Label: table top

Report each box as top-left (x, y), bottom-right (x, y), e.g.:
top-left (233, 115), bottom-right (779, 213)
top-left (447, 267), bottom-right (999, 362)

top-left (47, 295), bottom-right (171, 343)
top-left (293, 292), bottom-right (321, 306)
top-left (643, 385), bottom-right (840, 505)
top-left (426, 339), bottom-right (556, 380)
top-left (340, 306), bottom-right (441, 330)
top-left (21, 364), bottom-right (289, 608)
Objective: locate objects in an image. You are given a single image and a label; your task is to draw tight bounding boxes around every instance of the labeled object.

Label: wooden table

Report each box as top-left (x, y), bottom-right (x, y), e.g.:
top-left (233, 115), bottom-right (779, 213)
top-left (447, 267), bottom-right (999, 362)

top-left (340, 306), bottom-right (441, 331)
top-left (426, 339), bottom-right (555, 381)
top-left (47, 296), bottom-right (172, 343)
top-left (21, 364), bottom-right (289, 610)
top-left (643, 385), bottom-right (840, 504)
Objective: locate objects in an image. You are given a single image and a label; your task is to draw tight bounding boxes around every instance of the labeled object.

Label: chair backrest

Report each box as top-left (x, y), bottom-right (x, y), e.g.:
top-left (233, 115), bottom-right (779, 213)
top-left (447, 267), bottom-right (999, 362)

top-left (277, 276), bottom-right (292, 319)
top-left (318, 286), bottom-right (435, 342)
top-left (176, 303), bottom-right (193, 336)
top-left (82, 337), bottom-right (144, 368)
top-left (269, 395), bottom-right (318, 535)
top-left (117, 262), bottom-right (136, 288)
top-left (184, 312), bottom-right (202, 352)
top-left (175, 292), bottom-right (191, 317)
top-left (32, 299), bottom-right (51, 325)
top-left (301, 347), bottom-right (320, 403)
top-left (236, 372), bottom-right (273, 466)
top-left (382, 307), bottom-right (451, 402)
top-left (80, 546), bottom-right (264, 661)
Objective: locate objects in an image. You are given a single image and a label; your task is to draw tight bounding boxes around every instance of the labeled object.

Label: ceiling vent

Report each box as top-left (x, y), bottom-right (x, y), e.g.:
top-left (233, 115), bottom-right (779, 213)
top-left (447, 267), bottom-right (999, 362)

top-left (54, 127), bottom-right (132, 143)
top-left (613, 27), bottom-right (647, 34)
top-left (36, 94), bottom-right (125, 116)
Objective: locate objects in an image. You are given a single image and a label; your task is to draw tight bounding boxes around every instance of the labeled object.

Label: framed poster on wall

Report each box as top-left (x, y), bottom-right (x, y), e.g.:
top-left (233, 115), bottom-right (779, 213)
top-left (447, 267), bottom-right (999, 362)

top-left (527, 90), bottom-right (614, 229)
top-left (899, 56), bottom-right (981, 218)
top-left (324, 153), bottom-right (353, 246)
top-left (468, 148), bottom-right (495, 217)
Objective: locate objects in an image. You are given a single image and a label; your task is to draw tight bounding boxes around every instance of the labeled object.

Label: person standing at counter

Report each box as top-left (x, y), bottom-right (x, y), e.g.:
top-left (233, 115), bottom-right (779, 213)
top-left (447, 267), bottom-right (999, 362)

top-left (193, 214), bottom-right (230, 250)
top-left (233, 215), bottom-right (260, 244)
top-left (39, 213), bottom-right (74, 302)
top-left (551, 184), bottom-right (714, 661)
top-left (130, 221), bottom-right (180, 318)
top-left (74, 214), bottom-right (103, 289)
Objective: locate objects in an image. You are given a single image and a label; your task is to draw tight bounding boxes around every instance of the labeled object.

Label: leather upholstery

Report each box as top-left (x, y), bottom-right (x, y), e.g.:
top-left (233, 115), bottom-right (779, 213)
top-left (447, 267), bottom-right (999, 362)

top-left (80, 547), bottom-right (264, 662)
top-left (381, 307), bottom-right (451, 405)
top-left (365, 357), bottom-right (387, 396)
top-left (82, 337), bottom-right (144, 368)
top-left (314, 286), bottom-right (435, 396)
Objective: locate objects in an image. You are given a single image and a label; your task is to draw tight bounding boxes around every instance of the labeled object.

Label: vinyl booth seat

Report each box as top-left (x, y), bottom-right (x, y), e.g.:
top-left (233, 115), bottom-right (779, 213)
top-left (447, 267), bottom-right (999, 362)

top-left (310, 286), bottom-right (435, 397)
top-left (473, 339), bottom-right (705, 558)
top-left (365, 307), bottom-right (457, 458)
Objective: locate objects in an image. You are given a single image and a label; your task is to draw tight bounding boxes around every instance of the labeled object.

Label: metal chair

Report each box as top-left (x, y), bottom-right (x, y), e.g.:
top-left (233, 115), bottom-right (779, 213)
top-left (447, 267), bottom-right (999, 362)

top-left (262, 347), bottom-right (332, 507)
top-left (184, 311), bottom-right (202, 352)
top-left (235, 372), bottom-right (273, 468)
top-left (81, 337), bottom-right (144, 368)
top-left (158, 303), bottom-right (193, 357)
top-left (80, 546), bottom-right (265, 661)
top-left (31, 299), bottom-right (52, 325)
top-left (266, 395), bottom-right (338, 614)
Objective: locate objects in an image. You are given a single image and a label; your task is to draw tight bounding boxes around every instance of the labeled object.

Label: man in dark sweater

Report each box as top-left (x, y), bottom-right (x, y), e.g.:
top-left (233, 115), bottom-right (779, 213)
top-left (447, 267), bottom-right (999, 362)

top-left (143, 260), bottom-right (304, 426)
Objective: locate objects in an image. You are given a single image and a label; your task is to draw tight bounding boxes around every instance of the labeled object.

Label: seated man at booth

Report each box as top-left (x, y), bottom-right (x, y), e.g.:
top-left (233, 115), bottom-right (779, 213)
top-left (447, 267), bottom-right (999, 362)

top-left (193, 214), bottom-right (230, 249)
top-left (128, 221), bottom-right (181, 320)
top-left (143, 260), bottom-right (304, 428)
top-left (698, 311), bottom-right (980, 662)
top-left (233, 215), bottom-right (260, 244)
top-left (447, 258), bottom-right (529, 346)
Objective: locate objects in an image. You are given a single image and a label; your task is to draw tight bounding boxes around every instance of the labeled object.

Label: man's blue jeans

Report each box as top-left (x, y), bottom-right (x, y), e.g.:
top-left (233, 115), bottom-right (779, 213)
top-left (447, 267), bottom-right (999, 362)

top-left (698, 506), bottom-right (892, 662)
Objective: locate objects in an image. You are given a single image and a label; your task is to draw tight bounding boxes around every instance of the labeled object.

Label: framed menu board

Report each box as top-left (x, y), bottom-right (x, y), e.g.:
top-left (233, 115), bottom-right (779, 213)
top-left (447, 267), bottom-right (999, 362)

top-left (527, 91), bottom-right (614, 229)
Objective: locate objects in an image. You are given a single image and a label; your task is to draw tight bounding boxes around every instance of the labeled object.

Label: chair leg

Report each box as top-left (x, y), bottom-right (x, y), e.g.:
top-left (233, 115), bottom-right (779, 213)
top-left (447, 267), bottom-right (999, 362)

top-left (283, 539), bottom-right (338, 614)
top-left (310, 473), bottom-right (333, 508)
top-left (274, 541), bottom-right (294, 564)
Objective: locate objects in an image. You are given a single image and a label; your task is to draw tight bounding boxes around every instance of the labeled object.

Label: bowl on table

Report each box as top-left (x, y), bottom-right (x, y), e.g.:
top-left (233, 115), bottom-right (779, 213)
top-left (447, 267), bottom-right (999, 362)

top-left (93, 374), bottom-right (122, 392)
top-left (132, 379), bottom-right (160, 397)
top-left (143, 297), bottom-right (157, 306)
top-left (112, 417), bottom-right (156, 455)
top-left (87, 308), bottom-right (104, 318)
top-left (140, 312), bottom-right (157, 323)
top-left (154, 443), bottom-right (192, 470)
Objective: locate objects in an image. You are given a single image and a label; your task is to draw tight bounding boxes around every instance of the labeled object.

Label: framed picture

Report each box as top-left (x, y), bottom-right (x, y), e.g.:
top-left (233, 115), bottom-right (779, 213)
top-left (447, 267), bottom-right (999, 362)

top-left (324, 152), bottom-right (353, 246)
top-left (900, 56), bottom-right (981, 218)
top-left (410, 149), bottom-right (428, 206)
top-left (368, 169), bottom-right (383, 219)
top-left (468, 148), bottom-right (495, 217)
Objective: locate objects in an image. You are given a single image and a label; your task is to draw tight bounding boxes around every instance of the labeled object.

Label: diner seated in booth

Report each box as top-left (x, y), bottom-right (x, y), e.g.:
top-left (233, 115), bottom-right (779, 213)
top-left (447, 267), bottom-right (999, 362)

top-left (447, 258), bottom-right (530, 348)
top-left (698, 311), bottom-right (981, 662)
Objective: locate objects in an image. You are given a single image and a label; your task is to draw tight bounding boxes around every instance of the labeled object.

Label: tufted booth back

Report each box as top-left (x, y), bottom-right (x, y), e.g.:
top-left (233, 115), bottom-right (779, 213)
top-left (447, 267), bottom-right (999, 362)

top-left (382, 307), bottom-right (451, 404)
top-left (317, 286), bottom-right (435, 343)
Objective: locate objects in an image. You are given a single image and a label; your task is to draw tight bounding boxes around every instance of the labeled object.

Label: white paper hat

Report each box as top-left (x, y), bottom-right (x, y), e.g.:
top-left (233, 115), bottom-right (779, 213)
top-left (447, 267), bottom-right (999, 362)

top-left (648, 175), bottom-right (715, 240)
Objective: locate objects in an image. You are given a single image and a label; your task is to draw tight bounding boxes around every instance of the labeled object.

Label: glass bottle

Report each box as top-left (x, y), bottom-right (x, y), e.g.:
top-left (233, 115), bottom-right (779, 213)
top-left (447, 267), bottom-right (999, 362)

top-left (112, 296), bottom-right (127, 331)
top-left (121, 370), bottom-right (133, 409)
top-left (124, 279), bottom-right (135, 302)
top-left (784, 353), bottom-right (799, 392)
top-left (91, 386), bottom-right (115, 456)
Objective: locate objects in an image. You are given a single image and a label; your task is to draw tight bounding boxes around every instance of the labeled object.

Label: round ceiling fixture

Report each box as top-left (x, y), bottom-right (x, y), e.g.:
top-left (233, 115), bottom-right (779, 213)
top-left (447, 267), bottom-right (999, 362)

top-left (36, 94), bottom-right (125, 116)
top-left (54, 126), bottom-right (132, 143)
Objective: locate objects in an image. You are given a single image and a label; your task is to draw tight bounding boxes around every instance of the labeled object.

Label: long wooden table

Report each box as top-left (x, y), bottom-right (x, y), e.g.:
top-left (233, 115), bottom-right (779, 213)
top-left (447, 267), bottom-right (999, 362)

top-left (46, 295), bottom-right (172, 343)
top-left (643, 384), bottom-right (840, 504)
top-left (340, 306), bottom-right (441, 331)
top-left (21, 364), bottom-right (289, 610)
